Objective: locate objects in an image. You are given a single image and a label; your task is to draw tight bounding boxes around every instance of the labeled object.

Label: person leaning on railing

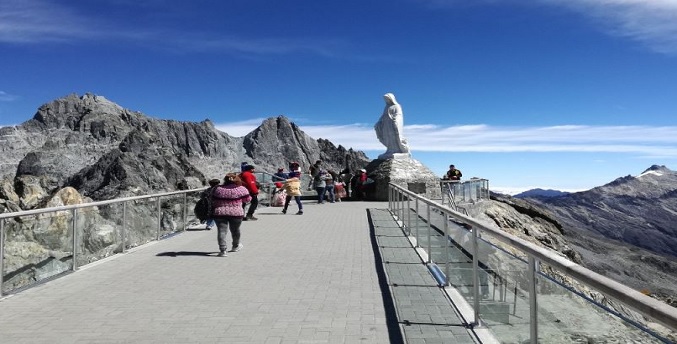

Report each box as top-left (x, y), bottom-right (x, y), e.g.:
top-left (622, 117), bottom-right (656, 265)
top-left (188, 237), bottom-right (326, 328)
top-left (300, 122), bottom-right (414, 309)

top-left (443, 164), bottom-right (462, 181)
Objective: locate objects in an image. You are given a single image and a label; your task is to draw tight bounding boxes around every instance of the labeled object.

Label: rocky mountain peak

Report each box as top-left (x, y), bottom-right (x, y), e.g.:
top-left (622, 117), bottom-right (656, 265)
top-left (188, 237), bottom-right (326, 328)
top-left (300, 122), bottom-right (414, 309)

top-left (638, 164), bottom-right (671, 178)
top-left (0, 93), bottom-right (370, 203)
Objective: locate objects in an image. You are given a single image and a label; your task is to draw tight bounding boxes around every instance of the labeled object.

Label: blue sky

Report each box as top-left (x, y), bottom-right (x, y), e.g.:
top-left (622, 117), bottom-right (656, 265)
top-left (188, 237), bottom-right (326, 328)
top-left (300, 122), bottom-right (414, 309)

top-left (1, 0), bottom-right (676, 194)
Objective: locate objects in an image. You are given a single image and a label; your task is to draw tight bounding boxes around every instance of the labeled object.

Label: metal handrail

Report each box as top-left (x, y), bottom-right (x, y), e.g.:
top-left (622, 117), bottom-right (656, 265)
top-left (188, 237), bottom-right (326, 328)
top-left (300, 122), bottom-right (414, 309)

top-left (1, 187), bottom-right (208, 296)
top-left (389, 182), bottom-right (677, 333)
top-left (0, 188), bottom-right (207, 221)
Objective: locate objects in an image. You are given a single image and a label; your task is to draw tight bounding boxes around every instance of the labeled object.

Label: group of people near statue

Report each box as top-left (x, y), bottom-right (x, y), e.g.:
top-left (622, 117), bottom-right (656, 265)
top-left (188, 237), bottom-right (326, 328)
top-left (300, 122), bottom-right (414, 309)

top-left (197, 160), bottom-right (372, 257)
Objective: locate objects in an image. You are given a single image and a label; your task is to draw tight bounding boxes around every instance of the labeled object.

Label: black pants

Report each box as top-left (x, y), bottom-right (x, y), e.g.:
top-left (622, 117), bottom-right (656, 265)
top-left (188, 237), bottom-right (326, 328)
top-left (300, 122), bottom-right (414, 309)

top-left (243, 194), bottom-right (259, 217)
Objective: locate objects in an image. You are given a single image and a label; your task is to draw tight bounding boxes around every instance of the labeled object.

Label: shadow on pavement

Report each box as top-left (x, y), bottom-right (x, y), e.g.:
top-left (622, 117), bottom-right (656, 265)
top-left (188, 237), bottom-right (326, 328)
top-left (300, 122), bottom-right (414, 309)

top-left (156, 251), bottom-right (217, 257)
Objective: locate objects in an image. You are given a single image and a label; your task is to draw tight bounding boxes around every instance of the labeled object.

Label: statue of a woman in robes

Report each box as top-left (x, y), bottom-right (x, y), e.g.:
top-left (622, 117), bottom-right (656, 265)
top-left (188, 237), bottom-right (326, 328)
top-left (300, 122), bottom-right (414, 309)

top-left (374, 93), bottom-right (410, 159)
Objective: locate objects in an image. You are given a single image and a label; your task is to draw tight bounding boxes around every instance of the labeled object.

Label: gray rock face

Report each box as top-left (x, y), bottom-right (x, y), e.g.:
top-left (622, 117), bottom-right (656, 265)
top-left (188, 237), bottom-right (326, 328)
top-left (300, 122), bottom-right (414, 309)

top-left (533, 165), bottom-right (677, 257)
top-left (0, 93), bottom-right (370, 205)
top-left (465, 195), bottom-right (677, 341)
top-left (364, 156), bottom-right (441, 201)
top-left (492, 167), bottom-right (677, 307)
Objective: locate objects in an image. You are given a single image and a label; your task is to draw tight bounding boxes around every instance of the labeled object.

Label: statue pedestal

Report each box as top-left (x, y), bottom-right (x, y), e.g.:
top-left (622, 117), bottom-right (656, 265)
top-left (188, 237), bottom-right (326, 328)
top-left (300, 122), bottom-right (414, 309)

top-left (364, 156), bottom-right (442, 201)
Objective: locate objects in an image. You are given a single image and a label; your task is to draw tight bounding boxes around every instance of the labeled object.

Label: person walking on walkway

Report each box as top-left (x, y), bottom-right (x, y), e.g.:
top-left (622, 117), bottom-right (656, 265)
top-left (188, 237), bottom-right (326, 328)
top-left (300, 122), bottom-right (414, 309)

top-left (281, 171), bottom-right (303, 215)
top-left (201, 178), bottom-right (221, 230)
top-left (240, 164), bottom-right (260, 221)
top-left (211, 173), bottom-right (251, 257)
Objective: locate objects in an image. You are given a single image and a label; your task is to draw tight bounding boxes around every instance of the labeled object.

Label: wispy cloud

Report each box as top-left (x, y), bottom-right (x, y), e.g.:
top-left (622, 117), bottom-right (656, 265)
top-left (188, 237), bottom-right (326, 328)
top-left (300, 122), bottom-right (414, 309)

top-left (422, 0), bottom-right (677, 55)
top-left (216, 120), bottom-right (677, 158)
top-left (0, 91), bottom-right (18, 102)
top-left (0, 0), bottom-right (344, 56)
top-left (0, 0), bottom-right (97, 43)
top-left (545, 0), bottom-right (677, 55)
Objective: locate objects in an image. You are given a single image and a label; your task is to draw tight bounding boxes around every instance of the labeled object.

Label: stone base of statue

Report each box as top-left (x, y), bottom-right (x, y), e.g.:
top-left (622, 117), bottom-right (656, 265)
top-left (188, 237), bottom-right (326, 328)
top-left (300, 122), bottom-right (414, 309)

top-left (363, 155), bottom-right (442, 201)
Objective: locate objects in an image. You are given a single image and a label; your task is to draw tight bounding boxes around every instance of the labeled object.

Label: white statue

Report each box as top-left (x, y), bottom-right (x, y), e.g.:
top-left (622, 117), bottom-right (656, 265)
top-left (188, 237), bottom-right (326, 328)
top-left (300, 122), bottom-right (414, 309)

top-left (374, 93), bottom-right (410, 159)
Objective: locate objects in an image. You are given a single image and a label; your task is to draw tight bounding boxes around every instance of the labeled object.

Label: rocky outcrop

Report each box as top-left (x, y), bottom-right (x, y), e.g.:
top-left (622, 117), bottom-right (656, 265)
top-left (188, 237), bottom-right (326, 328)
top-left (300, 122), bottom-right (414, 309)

top-left (488, 181), bottom-right (677, 308)
top-left (0, 93), bottom-right (370, 205)
top-left (531, 165), bottom-right (677, 257)
top-left (464, 195), bottom-right (676, 341)
top-left (364, 156), bottom-right (442, 201)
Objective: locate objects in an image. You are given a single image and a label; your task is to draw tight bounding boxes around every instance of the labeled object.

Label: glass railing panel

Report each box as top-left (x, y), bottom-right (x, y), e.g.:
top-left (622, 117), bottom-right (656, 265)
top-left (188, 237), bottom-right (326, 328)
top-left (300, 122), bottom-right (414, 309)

top-left (185, 191), bottom-right (204, 227)
top-left (73, 202), bottom-right (123, 268)
top-left (470, 229), bottom-right (533, 343)
top-left (2, 211), bottom-right (74, 294)
top-left (124, 198), bottom-right (159, 250)
top-left (158, 194), bottom-right (186, 239)
top-left (534, 271), bottom-right (665, 343)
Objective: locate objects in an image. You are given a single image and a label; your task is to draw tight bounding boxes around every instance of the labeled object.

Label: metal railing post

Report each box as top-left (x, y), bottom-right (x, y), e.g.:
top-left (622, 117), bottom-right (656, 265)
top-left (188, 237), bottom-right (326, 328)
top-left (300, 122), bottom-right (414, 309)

top-left (443, 211), bottom-right (450, 286)
top-left (397, 191), bottom-right (401, 221)
top-left (415, 199), bottom-right (420, 246)
top-left (122, 202), bottom-right (127, 253)
top-left (388, 186), bottom-right (392, 210)
top-left (426, 204), bottom-right (432, 263)
top-left (183, 193), bottom-right (188, 232)
top-left (72, 208), bottom-right (78, 271)
top-left (395, 190), bottom-right (400, 221)
top-left (529, 256), bottom-right (539, 343)
top-left (472, 226), bottom-right (480, 325)
top-left (156, 197), bottom-right (161, 241)
top-left (406, 196), bottom-right (411, 236)
top-left (0, 219), bottom-right (4, 297)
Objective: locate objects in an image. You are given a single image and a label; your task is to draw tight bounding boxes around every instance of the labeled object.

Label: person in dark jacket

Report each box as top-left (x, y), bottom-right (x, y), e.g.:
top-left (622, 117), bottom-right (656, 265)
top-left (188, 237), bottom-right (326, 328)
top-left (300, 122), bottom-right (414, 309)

top-left (444, 164), bottom-right (462, 181)
top-left (201, 178), bottom-right (221, 230)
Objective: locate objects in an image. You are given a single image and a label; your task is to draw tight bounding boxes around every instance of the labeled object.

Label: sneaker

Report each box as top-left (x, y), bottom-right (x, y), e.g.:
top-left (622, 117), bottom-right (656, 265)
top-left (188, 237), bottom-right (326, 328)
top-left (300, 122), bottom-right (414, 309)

top-left (282, 209), bottom-right (287, 214)
top-left (247, 215), bottom-right (258, 221)
top-left (205, 226), bottom-right (213, 230)
top-left (296, 211), bottom-right (303, 215)
top-left (217, 251), bottom-right (227, 257)
top-left (230, 243), bottom-right (243, 252)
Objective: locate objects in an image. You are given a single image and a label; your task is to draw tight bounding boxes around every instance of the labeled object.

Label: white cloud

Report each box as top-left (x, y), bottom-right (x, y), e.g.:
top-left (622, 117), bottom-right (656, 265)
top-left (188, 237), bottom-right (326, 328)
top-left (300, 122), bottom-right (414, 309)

top-left (0, 0), bottom-right (96, 43)
top-left (419, 0), bottom-right (677, 54)
top-left (214, 120), bottom-right (677, 158)
top-left (0, 91), bottom-right (18, 102)
top-left (544, 0), bottom-right (677, 54)
top-left (0, 1), bottom-right (344, 56)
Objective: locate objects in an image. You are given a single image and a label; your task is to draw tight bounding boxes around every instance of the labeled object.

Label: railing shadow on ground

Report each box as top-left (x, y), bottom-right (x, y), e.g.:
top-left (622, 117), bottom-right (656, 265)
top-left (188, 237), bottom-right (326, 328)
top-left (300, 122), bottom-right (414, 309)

top-left (388, 182), bottom-right (677, 344)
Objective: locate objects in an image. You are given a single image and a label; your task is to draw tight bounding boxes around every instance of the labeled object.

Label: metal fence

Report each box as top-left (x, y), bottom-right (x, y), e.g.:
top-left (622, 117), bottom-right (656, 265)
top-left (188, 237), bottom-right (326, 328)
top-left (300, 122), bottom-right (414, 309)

top-left (0, 187), bottom-right (208, 296)
top-left (389, 182), bottom-right (677, 343)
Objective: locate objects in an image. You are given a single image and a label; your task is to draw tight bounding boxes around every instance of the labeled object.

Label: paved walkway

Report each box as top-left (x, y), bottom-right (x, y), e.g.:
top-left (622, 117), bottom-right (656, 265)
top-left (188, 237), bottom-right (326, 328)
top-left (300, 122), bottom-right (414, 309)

top-left (0, 201), bottom-right (479, 344)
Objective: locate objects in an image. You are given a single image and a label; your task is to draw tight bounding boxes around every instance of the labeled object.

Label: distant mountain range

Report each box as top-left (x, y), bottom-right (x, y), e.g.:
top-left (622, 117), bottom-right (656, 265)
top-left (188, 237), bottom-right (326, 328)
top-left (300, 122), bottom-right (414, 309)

top-left (0, 93), bottom-right (369, 204)
top-left (529, 165), bottom-right (677, 257)
top-left (513, 188), bottom-right (570, 198)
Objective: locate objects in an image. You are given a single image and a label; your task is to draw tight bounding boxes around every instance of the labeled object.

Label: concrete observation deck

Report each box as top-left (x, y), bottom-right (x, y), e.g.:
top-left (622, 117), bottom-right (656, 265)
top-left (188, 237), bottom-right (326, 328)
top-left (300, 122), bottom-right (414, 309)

top-left (0, 201), bottom-right (480, 344)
